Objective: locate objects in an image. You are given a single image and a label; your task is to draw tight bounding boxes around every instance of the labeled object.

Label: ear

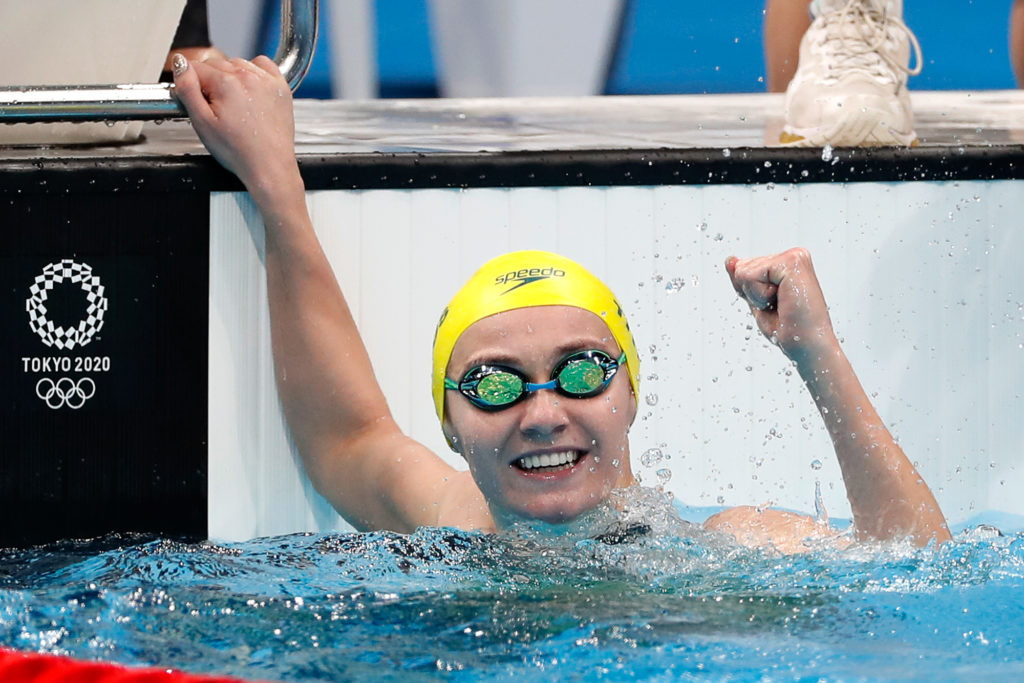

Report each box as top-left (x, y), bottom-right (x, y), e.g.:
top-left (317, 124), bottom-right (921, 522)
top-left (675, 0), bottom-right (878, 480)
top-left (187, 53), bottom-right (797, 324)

top-left (625, 387), bottom-right (639, 428)
top-left (441, 417), bottom-right (465, 457)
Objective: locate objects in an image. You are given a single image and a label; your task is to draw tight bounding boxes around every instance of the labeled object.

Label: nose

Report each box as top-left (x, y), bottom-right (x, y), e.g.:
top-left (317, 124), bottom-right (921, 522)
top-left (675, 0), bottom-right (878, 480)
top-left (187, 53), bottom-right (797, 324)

top-left (518, 385), bottom-right (570, 440)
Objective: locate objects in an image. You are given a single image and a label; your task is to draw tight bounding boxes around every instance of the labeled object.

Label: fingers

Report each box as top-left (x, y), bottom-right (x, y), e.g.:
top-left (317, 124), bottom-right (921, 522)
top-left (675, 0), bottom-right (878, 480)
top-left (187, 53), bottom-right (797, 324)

top-left (252, 55), bottom-right (285, 79)
top-left (725, 247), bottom-right (824, 315)
top-left (189, 54), bottom-right (277, 84)
top-left (172, 53), bottom-right (284, 120)
top-left (725, 254), bottom-right (780, 310)
top-left (742, 280), bottom-right (779, 311)
top-left (170, 53), bottom-right (214, 125)
top-left (229, 57), bottom-right (271, 77)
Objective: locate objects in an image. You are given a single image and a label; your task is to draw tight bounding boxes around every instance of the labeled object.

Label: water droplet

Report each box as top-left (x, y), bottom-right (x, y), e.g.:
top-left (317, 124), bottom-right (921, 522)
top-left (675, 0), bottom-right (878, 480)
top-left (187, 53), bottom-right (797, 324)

top-left (665, 277), bottom-right (685, 293)
top-left (656, 468), bottom-right (672, 485)
top-left (645, 393), bottom-right (658, 406)
top-left (821, 144), bottom-right (834, 162)
top-left (640, 448), bottom-right (665, 467)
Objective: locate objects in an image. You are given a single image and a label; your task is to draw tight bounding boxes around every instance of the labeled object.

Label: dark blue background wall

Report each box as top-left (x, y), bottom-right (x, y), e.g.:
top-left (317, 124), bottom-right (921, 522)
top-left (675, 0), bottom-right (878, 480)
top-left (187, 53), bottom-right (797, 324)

top-left (263, 0), bottom-right (1017, 98)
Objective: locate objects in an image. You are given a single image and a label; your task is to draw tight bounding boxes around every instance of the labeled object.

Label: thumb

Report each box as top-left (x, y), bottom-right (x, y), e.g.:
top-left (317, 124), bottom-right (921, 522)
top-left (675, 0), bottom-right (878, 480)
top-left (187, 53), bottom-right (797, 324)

top-left (170, 53), bottom-right (214, 125)
top-left (727, 255), bottom-right (779, 311)
top-left (724, 255), bottom-right (743, 296)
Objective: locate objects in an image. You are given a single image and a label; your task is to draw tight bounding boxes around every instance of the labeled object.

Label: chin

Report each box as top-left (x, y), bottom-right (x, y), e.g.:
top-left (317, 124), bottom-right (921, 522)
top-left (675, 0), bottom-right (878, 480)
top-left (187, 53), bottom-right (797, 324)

top-left (507, 490), bottom-right (607, 526)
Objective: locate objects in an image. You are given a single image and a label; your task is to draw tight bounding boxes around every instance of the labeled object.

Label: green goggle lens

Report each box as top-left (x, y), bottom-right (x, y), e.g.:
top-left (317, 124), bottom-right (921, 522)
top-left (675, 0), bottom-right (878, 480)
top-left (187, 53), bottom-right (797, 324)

top-left (557, 360), bottom-right (606, 394)
top-left (446, 349), bottom-right (625, 411)
top-left (474, 372), bottom-right (525, 406)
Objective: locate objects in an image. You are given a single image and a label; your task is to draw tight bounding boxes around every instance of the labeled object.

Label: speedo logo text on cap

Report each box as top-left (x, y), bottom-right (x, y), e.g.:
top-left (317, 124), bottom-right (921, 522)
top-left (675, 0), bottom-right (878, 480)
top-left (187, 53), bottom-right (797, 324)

top-left (494, 267), bottom-right (567, 294)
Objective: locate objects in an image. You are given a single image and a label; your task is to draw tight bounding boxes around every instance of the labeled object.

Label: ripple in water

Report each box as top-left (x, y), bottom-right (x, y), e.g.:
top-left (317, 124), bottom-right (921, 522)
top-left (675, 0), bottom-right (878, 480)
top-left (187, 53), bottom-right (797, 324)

top-left (1, 487), bottom-right (1022, 681)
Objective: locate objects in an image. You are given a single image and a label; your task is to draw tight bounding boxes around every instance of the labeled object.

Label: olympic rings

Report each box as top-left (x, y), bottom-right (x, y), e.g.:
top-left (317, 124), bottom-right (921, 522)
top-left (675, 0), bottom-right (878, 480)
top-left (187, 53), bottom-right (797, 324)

top-left (35, 377), bottom-right (96, 410)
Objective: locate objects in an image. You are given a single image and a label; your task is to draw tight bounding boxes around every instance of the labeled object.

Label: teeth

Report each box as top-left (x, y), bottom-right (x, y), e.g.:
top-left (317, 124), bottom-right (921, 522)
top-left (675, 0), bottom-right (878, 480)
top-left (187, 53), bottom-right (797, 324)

top-left (517, 451), bottom-right (580, 471)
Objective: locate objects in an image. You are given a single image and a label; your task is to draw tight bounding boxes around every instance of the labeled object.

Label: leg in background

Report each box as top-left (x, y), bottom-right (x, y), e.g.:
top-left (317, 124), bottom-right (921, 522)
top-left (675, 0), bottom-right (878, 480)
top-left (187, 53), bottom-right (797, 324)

top-left (1011, 0), bottom-right (1024, 87)
top-left (764, 0), bottom-right (813, 92)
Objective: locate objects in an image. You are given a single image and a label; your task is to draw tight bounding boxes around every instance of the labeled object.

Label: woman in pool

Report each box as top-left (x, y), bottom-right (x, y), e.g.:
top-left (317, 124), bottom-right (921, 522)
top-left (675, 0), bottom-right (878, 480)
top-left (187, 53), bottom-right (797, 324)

top-left (171, 54), bottom-right (951, 549)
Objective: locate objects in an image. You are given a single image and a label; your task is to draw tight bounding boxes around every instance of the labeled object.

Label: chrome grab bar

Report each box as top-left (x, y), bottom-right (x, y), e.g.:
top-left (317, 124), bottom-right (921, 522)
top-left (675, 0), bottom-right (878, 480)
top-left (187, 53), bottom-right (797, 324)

top-left (0, 0), bottom-right (319, 123)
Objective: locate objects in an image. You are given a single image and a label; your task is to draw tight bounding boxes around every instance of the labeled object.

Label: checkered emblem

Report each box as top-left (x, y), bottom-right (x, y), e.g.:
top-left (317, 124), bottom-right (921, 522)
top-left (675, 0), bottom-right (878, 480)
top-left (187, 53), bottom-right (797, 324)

top-left (26, 260), bottom-right (108, 350)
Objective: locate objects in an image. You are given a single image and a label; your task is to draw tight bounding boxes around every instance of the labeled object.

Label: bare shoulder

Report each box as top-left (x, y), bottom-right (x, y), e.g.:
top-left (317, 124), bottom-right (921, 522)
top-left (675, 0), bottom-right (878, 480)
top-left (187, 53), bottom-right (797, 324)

top-left (435, 470), bottom-right (495, 532)
top-left (704, 505), bottom-right (845, 554)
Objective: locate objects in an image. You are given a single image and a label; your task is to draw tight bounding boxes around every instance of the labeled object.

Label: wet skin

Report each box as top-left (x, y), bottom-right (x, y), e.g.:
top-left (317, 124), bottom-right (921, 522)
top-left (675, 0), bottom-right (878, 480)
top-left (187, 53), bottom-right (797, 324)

top-left (172, 56), bottom-right (951, 546)
top-left (443, 306), bottom-right (638, 527)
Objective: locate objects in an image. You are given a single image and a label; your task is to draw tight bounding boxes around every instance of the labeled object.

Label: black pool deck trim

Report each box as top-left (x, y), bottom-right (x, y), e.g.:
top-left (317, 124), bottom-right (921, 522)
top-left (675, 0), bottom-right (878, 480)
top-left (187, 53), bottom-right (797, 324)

top-left (3, 145), bottom-right (1024, 195)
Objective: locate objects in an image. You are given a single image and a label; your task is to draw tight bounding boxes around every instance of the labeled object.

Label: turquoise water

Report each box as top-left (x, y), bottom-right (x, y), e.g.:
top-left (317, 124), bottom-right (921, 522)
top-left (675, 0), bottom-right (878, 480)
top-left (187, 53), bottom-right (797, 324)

top-left (2, 492), bottom-right (1023, 681)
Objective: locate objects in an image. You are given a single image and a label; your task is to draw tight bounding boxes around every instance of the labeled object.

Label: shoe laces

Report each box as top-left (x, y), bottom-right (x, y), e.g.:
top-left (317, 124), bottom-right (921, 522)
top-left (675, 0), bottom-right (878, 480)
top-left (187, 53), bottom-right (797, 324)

top-left (815, 0), bottom-right (923, 81)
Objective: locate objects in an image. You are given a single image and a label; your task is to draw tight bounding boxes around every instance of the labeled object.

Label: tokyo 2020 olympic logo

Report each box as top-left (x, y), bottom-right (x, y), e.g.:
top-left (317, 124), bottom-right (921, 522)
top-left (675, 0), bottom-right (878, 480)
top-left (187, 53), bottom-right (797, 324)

top-left (26, 259), bottom-right (108, 350)
top-left (23, 260), bottom-right (110, 410)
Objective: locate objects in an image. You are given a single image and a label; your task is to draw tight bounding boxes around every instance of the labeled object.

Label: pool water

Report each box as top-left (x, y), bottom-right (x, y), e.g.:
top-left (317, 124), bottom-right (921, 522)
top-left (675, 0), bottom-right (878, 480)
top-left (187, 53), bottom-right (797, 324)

top-left (2, 489), bottom-right (1023, 681)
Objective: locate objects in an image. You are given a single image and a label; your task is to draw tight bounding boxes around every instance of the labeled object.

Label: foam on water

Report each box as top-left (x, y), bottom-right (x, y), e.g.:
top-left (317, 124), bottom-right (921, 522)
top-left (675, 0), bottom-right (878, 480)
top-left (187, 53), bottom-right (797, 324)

top-left (2, 487), bottom-right (1023, 681)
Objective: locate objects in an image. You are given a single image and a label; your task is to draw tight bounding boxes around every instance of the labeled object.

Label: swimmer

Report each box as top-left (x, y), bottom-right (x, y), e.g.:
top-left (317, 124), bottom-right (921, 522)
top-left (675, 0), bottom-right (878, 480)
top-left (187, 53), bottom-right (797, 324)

top-left (171, 53), bottom-right (951, 550)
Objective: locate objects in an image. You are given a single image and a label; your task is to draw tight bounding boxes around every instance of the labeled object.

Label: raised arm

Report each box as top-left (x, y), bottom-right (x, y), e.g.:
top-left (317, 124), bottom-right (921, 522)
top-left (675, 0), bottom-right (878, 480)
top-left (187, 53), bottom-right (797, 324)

top-left (724, 247), bottom-right (950, 546)
top-left (171, 54), bottom-right (487, 532)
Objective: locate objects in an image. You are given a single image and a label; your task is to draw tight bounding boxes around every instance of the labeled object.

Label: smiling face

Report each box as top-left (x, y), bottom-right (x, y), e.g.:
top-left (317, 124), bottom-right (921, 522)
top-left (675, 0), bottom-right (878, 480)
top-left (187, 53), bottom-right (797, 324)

top-left (443, 305), bottom-right (637, 528)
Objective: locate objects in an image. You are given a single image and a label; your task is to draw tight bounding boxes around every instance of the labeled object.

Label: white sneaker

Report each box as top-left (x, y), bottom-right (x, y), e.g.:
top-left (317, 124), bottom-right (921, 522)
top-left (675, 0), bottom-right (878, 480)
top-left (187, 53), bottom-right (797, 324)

top-left (780, 0), bottom-right (923, 147)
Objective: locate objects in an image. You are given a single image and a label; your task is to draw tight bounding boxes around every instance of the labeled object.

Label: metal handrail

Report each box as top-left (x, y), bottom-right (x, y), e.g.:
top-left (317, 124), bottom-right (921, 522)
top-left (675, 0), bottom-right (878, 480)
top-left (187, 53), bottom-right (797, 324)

top-left (0, 0), bottom-right (319, 123)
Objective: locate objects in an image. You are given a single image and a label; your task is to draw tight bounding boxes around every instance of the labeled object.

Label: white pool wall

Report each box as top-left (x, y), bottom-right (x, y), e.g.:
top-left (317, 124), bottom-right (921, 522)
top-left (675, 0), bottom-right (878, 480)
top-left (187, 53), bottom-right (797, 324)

top-left (209, 180), bottom-right (1024, 541)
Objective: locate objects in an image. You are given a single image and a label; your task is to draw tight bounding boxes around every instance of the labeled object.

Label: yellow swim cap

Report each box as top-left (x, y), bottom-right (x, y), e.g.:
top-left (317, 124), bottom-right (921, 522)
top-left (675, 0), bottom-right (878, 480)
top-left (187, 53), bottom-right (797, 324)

top-left (431, 250), bottom-right (640, 427)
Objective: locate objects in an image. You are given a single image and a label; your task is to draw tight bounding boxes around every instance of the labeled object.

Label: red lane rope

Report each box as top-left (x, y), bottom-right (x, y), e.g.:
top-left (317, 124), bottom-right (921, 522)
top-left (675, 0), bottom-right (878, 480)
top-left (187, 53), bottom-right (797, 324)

top-left (0, 648), bottom-right (276, 683)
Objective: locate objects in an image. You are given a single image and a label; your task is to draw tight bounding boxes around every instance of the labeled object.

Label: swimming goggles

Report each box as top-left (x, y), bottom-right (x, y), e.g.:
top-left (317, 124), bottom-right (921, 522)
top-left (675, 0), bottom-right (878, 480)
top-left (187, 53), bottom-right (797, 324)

top-left (445, 349), bottom-right (626, 411)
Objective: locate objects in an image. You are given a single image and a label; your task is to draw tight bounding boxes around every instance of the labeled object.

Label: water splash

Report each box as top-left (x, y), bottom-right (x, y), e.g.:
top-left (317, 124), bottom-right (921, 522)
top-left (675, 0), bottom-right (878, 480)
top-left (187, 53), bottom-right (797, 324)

top-left (814, 480), bottom-right (830, 525)
top-left (1, 508), bottom-right (1022, 681)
